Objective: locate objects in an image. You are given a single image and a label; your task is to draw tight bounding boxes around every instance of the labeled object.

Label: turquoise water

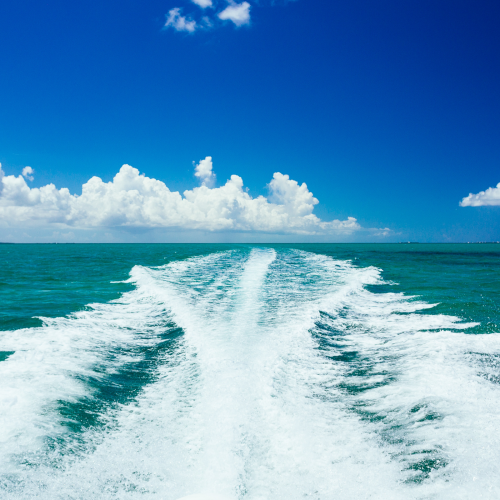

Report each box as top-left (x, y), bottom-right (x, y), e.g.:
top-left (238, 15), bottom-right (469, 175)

top-left (1, 244), bottom-right (500, 499)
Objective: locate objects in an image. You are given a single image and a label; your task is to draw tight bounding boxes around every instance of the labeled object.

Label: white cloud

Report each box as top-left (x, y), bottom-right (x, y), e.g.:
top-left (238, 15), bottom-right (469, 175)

top-left (192, 0), bottom-right (212, 8)
top-left (22, 166), bottom-right (34, 181)
top-left (460, 183), bottom-right (500, 207)
top-left (194, 156), bottom-right (216, 187)
top-left (202, 16), bottom-right (213, 27)
top-left (268, 173), bottom-right (318, 216)
top-left (165, 8), bottom-right (197, 33)
top-left (0, 159), bottom-right (361, 236)
top-left (218, 1), bottom-right (251, 26)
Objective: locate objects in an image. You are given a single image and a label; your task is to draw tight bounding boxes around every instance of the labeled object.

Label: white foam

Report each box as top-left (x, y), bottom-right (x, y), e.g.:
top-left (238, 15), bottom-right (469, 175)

top-left (0, 270), bottom-right (177, 474)
top-left (176, 495), bottom-right (232, 500)
top-left (1, 248), bottom-right (500, 499)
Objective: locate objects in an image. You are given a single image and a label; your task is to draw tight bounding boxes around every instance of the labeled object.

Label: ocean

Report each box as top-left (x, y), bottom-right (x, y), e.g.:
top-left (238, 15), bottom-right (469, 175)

top-left (1, 243), bottom-right (500, 499)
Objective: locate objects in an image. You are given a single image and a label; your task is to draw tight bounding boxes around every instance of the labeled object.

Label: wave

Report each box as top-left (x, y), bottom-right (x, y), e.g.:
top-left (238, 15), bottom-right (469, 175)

top-left (1, 248), bottom-right (500, 499)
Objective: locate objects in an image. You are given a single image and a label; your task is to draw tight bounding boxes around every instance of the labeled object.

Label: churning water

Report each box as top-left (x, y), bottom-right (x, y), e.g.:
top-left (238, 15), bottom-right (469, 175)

top-left (1, 245), bottom-right (500, 499)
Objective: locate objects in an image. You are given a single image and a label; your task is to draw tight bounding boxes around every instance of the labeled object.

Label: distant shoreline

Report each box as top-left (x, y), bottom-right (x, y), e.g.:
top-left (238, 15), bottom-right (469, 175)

top-left (2, 242), bottom-right (500, 245)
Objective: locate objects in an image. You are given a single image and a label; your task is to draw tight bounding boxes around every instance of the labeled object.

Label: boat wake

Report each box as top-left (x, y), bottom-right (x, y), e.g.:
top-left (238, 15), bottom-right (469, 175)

top-left (1, 248), bottom-right (500, 499)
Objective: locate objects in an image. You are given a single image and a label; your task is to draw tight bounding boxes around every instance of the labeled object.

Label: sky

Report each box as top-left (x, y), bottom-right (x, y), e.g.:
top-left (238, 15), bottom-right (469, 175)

top-left (1, 0), bottom-right (499, 242)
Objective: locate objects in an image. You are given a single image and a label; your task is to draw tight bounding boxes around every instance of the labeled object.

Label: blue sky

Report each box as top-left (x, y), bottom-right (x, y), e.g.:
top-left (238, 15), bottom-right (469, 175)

top-left (1, 0), bottom-right (499, 242)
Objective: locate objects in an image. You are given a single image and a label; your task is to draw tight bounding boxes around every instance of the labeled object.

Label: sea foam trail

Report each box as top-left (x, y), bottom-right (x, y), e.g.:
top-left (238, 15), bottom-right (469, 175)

top-left (0, 275), bottom-right (176, 475)
top-left (1, 248), bottom-right (500, 499)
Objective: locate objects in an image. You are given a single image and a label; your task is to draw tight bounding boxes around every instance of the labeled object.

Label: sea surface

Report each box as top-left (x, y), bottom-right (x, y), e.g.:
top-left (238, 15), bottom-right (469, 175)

top-left (1, 243), bottom-right (500, 499)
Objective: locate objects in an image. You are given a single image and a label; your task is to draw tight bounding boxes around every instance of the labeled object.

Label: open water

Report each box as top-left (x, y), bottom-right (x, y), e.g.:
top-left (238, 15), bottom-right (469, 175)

top-left (1, 243), bottom-right (500, 499)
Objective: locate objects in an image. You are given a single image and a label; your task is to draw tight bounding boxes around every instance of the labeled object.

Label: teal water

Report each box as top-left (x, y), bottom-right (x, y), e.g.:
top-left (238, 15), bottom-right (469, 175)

top-left (1, 244), bottom-right (500, 499)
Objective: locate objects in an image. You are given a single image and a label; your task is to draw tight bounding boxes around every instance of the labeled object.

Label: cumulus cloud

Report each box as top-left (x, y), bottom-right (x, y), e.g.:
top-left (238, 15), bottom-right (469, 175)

top-left (218, 1), bottom-right (251, 26)
top-left (0, 158), bottom-right (361, 236)
top-left (22, 166), bottom-right (34, 181)
top-left (194, 156), bottom-right (216, 187)
top-left (192, 0), bottom-right (212, 8)
top-left (460, 183), bottom-right (500, 207)
top-left (268, 173), bottom-right (318, 216)
top-left (165, 8), bottom-right (197, 32)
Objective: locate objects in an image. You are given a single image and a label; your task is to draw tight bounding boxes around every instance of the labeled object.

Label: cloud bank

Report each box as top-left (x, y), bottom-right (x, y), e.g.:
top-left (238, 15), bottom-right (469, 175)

top-left (0, 159), bottom-right (361, 236)
top-left (460, 183), bottom-right (500, 207)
